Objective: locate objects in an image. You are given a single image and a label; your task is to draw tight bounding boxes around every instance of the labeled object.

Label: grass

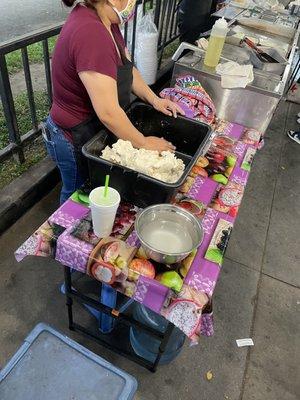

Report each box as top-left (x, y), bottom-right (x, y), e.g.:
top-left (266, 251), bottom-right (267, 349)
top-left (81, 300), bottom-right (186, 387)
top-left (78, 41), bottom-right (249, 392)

top-left (5, 36), bottom-right (57, 74)
top-left (0, 138), bottom-right (47, 190)
top-left (0, 91), bottom-right (50, 149)
top-left (0, 90), bottom-right (50, 189)
top-left (162, 38), bottom-right (180, 60)
top-left (0, 35), bottom-right (56, 188)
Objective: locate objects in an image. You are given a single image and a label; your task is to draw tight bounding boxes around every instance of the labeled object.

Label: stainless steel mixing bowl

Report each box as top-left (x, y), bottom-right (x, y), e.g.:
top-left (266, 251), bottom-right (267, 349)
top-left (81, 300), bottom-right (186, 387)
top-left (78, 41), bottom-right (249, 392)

top-left (135, 204), bottom-right (204, 264)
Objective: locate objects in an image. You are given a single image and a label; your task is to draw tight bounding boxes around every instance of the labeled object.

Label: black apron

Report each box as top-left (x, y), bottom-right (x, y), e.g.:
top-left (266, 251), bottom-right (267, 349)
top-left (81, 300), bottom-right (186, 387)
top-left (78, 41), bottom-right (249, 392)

top-left (67, 44), bottom-right (133, 178)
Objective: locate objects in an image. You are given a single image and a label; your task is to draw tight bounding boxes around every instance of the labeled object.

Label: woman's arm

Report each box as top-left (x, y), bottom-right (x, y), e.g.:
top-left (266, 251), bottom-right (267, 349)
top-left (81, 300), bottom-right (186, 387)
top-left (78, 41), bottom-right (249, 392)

top-left (131, 66), bottom-right (156, 105)
top-left (131, 66), bottom-right (184, 118)
top-left (79, 71), bottom-right (175, 152)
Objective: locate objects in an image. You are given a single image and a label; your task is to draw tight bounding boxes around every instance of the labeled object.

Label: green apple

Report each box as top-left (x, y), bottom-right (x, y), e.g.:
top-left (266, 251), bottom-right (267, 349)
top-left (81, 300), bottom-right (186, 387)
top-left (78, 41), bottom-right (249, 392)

top-left (158, 271), bottom-right (183, 292)
top-left (212, 174), bottom-right (228, 185)
top-left (206, 248), bottom-right (223, 265)
top-left (226, 155), bottom-right (236, 167)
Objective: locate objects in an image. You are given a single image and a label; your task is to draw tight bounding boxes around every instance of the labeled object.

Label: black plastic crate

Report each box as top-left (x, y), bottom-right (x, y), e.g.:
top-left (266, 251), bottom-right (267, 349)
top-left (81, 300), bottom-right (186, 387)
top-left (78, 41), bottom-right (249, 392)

top-left (82, 103), bottom-right (211, 208)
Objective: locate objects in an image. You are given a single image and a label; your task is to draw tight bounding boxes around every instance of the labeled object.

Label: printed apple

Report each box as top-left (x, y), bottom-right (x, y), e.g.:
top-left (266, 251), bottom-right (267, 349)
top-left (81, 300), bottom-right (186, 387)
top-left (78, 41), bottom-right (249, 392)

top-left (213, 152), bottom-right (225, 163)
top-left (211, 174), bottom-right (228, 185)
top-left (128, 259), bottom-right (156, 282)
top-left (156, 271), bottom-right (183, 292)
top-left (226, 155), bottom-right (236, 167)
top-left (91, 262), bottom-right (115, 284)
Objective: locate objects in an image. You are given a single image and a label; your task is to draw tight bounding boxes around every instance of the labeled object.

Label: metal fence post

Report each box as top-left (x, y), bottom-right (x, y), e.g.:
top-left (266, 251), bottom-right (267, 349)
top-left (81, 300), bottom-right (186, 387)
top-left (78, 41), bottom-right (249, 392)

top-left (0, 54), bottom-right (25, 163)
top-left (42, 39), bottom-right (53, 104)
top-left (154, 0), bottom-right (162, 27)
top-left (21, 47), bottom-right (38, 130)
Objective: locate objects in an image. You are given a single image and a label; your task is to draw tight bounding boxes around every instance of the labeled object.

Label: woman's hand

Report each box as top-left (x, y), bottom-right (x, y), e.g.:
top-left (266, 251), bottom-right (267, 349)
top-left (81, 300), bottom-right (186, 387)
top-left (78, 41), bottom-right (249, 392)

top-left (142, 136), bottom-right (176, 153)
top-left (152, 97), bottom-right (185, 118)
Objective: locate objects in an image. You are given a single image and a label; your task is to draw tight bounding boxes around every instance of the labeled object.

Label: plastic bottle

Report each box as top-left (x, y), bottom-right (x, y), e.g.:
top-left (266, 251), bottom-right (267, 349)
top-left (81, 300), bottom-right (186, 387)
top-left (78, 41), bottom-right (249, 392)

top-left (204, 17), bottom-right (228, 68)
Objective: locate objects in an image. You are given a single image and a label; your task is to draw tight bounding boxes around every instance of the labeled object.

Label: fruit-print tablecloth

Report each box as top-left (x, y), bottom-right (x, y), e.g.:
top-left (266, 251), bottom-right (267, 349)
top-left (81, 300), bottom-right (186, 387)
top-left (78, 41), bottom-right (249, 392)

top-left (15, 119), bottom-right (262, 345)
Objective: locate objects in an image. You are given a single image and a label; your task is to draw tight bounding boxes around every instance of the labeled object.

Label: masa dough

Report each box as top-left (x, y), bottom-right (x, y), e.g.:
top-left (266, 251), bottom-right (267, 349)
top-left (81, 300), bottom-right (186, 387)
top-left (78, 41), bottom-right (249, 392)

top-left (101, 140), bottom-right (185, 183)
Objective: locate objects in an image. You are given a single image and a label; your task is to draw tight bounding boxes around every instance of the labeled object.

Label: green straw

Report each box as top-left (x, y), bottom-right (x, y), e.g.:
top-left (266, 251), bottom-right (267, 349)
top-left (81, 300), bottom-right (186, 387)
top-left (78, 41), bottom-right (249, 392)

top-left (104, 175), bottom-right (110, 198)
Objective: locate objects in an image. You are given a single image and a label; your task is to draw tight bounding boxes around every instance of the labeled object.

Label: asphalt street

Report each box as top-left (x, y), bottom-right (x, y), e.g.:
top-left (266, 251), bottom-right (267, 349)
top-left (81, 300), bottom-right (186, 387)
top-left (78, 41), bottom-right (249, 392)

top-left (0, 0), bottom-right (68, 44)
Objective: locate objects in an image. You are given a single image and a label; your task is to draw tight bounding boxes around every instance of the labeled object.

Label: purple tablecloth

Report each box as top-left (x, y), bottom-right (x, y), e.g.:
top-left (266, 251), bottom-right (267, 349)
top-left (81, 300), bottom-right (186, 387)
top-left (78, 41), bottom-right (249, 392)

top-left (15, 119), bottom-right (261, 344)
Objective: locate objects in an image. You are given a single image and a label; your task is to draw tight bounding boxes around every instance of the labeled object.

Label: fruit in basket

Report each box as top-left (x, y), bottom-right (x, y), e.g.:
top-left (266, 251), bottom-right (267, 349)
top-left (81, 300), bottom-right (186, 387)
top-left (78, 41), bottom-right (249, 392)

top-left (205, 248), bottom-right (223, 265)
top-left (122, 281), bottom-right (136, 297)
top-left (228, 206), bottom-right (239, 218)
top-left (179, 249), bottom-right (197, 278)
top-left (190, 165), bottom-right (208, 178)
top-left (213, 152), bottom-right (225, 163)
top-left (128, 259), bottom-right (156, 282)
top-left (177, 199), bottom-right (206, 218)
top-left (213, 135), bottom-right (235, 149)
top-left (210, 163), bottom-right (226, 174)
top-left (225, 166), bottom-right (233, 177)
top-left (114, 266), bottom-right (128, 283)
top-left (91, 262), bottom-right (116, 284)
top-left (211, 202), bottom-right (230, 213)
top-left (196, 156), bottom-right (209, 168)
top-left (211, 174), bottom-right (228, 185)
top-left (180, 176), bottom-right (195, 194)
top-left (226, 155), bottom-right (236, 167)
top-left (165, 299), bottom-right (201, 338)
top-left (101, 241), bottom-right (120, 264)
top-left (156, 271), bottom-right (183, 292)
top-left (216, 228), bottom-right (232, 253)
top-left (136, 246), bottom-right (150, 260)
top-left (115, 256), bottom-right (127, 269)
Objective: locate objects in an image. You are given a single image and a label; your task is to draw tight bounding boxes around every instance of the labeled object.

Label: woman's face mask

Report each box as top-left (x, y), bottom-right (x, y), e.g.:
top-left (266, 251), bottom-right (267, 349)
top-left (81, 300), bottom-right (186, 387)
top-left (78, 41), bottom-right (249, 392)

top-left (112, 0), bottom-right (136, 25)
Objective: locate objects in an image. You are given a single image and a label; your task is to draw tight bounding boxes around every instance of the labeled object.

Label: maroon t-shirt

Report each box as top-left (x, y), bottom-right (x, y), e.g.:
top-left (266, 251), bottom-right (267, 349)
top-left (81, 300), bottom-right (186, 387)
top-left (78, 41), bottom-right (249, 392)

top-left (50, 4), bottom-right (126, 129)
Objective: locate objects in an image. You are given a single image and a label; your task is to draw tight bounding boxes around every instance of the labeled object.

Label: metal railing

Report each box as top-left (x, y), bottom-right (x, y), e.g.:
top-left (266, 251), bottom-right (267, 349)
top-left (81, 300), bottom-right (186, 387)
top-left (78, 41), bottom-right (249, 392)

top-left (0, 0), bottom-right (180, 165)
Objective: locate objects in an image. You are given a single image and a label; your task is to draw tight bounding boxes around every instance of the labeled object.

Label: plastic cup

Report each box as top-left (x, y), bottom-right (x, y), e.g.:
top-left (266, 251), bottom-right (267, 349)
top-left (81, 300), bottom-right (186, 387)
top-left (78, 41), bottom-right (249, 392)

top-left (89, 187), bottom-right (121, 237)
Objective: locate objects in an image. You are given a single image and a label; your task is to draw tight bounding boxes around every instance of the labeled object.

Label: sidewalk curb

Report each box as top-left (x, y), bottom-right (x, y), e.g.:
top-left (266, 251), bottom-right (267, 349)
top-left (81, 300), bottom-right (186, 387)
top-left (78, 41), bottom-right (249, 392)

top-left (0, 157), bottom-right (60, 235)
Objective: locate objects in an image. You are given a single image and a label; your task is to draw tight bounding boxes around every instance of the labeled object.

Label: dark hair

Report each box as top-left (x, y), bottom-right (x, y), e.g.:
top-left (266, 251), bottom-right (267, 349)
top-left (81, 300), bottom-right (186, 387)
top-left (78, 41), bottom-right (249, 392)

top-left (62, 0), bottom-right (76, 6)
top-left (62, 0), bottom-right (102, 7)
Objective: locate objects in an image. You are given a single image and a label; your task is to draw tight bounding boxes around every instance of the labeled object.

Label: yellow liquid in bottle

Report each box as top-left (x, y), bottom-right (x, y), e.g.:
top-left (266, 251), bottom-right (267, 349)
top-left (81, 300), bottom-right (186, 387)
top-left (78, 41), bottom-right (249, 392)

top-left (204, 35), bottom-right (226, 68)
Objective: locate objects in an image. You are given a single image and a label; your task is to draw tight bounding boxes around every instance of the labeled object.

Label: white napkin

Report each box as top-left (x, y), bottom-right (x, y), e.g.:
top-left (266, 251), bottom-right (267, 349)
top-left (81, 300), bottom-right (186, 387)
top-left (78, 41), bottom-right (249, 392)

top-left (216, 61), bottom-right (254, 89)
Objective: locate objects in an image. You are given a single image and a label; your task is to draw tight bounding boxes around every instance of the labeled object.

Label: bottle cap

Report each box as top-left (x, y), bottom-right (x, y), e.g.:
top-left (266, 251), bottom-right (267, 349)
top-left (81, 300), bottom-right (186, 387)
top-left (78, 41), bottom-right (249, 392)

top-left (215, 17), bottom-right (229, 29)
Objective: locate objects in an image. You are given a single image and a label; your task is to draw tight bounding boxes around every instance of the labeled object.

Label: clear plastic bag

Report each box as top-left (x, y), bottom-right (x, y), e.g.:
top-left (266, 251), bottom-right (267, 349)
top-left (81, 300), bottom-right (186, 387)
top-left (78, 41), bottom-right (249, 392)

top-left (121, 4), bottom-right (143, 54)
top-left (136, 11), bottom-right (159, 85)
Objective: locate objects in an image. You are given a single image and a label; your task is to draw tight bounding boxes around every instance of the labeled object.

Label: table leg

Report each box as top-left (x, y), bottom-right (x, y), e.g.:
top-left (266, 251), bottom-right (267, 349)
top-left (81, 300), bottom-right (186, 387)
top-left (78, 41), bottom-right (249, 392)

top-left (64, 266), bottom-right (74, 331)
top-left (287, 57), bottom-right (300, 93)
top-left (151, 323), bottom-right (175, 372)
top-left (99, 284), bottom-right (117, 334)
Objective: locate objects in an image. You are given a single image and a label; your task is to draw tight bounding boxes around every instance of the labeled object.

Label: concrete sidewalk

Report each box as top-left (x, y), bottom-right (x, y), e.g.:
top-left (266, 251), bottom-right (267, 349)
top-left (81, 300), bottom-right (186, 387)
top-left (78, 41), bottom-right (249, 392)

top-left (0, 101), bottom-right (299, 400)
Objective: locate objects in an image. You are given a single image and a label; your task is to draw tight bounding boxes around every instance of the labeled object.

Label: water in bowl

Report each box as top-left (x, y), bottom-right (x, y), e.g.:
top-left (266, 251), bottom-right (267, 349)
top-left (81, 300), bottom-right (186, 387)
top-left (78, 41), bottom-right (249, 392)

top-left (141, 220), bottom-right (193, 253)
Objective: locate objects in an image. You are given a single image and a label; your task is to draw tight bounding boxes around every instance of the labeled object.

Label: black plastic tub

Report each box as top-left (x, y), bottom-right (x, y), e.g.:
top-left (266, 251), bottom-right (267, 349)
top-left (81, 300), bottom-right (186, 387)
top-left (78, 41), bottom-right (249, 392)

top-left (82, 103), bottom-right (211, 208)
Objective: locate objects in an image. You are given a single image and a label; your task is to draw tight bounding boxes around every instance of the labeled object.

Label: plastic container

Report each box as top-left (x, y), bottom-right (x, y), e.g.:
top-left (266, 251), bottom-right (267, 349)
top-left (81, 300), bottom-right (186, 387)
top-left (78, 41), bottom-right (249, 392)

top-left (82, 102), bottom-right (211, 208)
top-left (136, 12), bottom-right (158, 85)
top-left (130, 303), bottom-right (185, 364)
top-left (0, 323), bottom-right (137, 400)
top-left (89, 186), bottom-right (121, 237)
top-left (204, 17), bottom-right (229, 68)
top-left (249, 47), bottom-right (287, 75)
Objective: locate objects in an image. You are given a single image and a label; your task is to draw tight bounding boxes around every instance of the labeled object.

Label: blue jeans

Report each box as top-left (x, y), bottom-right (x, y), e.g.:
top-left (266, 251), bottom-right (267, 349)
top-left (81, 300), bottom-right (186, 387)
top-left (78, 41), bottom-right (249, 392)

top-left (44, 116), bottom-right (85, 204)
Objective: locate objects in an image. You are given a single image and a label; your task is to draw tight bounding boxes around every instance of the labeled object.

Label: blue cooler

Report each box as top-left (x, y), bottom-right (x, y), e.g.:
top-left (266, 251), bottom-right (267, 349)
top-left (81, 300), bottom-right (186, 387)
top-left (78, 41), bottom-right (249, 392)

top-left (0, 323), bottom-right (137, 400)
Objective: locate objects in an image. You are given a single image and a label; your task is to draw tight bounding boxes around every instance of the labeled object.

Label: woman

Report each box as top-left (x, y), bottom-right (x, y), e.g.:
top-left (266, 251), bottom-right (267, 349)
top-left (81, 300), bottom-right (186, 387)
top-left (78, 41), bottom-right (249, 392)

top-left (44, 0), bottom-right (183, 203)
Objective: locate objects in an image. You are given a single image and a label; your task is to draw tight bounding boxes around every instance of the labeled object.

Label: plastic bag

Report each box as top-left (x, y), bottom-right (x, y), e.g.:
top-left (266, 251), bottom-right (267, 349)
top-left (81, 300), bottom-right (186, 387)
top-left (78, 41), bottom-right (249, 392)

top-left (121, 4), bottom-right (143, 55)
top-left (136, 11), bottom-right (158, 85)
